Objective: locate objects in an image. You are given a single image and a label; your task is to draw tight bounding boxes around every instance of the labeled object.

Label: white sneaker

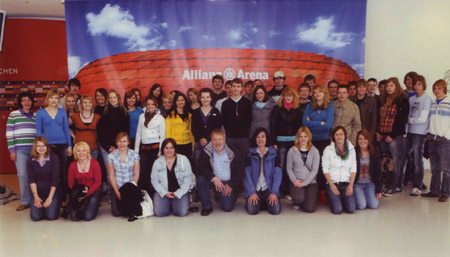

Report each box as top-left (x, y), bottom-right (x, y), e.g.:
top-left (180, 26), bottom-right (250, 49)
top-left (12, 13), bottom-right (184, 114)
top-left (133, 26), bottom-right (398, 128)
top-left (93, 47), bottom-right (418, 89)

top-left (293, 205), bottom-right (300, 210)
top-left (410, 187), bottom-right (421, 196)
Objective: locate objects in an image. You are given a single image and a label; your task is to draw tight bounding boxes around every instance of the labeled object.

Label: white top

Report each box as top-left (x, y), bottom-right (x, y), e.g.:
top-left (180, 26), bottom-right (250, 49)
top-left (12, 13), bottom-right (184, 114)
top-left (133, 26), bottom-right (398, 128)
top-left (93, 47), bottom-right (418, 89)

top-left (134, 112), bottom-right (165, 153)
top-left (322, 141), bottom-right (356, 184)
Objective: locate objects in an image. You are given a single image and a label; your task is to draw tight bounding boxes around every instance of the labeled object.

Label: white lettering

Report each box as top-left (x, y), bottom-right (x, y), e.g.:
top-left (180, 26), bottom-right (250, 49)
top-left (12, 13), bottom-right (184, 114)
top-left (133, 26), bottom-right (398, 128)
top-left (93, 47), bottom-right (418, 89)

top-left (181, 69), bottom-right (267, 80)
top-left (237, 70), bottom-right (244, 79)
top-left (0, 68), bottom-right (19, 75)
top-left (182, 70), bottom-right (191, 80)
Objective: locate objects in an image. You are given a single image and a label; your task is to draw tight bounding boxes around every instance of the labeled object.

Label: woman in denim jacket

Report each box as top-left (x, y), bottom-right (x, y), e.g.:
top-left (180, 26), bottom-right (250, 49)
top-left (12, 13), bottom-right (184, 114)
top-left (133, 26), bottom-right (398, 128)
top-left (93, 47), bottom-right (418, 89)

top-left (151, 138), bottom-right (195, 217)
top-left (244, 127), bottom-right (282, 215)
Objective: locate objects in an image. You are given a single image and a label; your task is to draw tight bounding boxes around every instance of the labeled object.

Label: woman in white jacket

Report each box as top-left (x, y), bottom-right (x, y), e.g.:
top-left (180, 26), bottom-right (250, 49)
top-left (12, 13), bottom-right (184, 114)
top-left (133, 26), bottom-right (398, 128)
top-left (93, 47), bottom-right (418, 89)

top-left (134, 97), bottom-right (165, 196)
top-left (322, 126), bottom-right (357, 214)
top-left (151, 138), bottom-right (195, 217)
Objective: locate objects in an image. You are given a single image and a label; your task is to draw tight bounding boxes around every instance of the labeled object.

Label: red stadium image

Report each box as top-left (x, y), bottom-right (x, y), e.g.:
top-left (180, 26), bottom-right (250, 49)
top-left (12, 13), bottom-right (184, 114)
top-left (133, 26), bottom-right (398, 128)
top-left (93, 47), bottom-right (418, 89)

top-left (75, 48), bottom-right (360, 97)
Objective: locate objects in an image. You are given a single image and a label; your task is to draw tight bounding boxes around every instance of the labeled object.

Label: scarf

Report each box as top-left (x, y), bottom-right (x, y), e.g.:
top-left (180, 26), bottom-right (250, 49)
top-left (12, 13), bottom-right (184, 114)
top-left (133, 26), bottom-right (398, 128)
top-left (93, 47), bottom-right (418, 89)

top-left (335, 141), bottom-right (349, 160)
top-left (284, 101), bottom-right (294, 111)
top-left (255, 101), bottom-right (267, 109)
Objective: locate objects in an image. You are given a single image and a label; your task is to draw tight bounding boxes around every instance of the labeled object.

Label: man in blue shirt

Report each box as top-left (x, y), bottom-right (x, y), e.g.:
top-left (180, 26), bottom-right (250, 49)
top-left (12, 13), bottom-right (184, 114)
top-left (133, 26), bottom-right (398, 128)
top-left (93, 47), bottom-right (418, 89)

top-left (196, 129), bottom-right (242, 216)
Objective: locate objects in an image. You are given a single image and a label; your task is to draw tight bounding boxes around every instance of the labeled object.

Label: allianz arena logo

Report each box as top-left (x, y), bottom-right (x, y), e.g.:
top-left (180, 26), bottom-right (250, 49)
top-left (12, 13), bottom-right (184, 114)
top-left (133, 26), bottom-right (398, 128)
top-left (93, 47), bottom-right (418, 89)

top-left (182, 68), bottom-right (269, 80)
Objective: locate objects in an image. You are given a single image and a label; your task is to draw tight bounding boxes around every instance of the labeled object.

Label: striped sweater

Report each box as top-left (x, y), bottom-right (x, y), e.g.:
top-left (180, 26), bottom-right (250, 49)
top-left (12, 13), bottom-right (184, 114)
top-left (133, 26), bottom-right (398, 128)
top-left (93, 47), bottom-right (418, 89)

top-left (6, 109), bottom-right (37, 153)
top-left (429, 96), bottom-right (450, 140)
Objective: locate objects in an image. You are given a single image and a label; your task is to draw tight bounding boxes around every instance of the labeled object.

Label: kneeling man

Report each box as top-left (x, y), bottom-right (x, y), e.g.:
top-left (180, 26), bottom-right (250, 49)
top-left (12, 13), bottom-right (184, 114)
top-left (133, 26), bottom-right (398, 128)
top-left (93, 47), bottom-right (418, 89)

top-left (196, 129), bottom-right (242, 216)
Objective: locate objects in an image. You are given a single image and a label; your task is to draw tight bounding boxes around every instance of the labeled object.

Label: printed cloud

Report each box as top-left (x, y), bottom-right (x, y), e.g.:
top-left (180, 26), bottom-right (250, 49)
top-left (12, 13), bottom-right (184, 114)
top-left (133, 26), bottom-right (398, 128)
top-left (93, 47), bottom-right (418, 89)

top-left (296, 16), bottom-right (355, 49)
top-left (68, 56), bottom-right (81, 78)
top-left (228, 23), bottom-right (259, 48)
top-left (86, 4), bottom-right (175, 51)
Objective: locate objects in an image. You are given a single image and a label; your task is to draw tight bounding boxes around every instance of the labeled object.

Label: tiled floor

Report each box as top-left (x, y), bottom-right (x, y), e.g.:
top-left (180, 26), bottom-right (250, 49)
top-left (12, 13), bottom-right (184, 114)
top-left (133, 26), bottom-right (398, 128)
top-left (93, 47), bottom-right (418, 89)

top-left (0, 172), bottom-right (449, 257)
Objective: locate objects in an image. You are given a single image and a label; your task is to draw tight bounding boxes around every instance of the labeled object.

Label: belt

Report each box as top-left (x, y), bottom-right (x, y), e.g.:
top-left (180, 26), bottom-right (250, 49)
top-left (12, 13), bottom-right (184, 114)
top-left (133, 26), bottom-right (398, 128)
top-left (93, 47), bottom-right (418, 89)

top-left (141, 143), bottom-right (159, 150)
top-left (428, 133), bottom-right (449, 143)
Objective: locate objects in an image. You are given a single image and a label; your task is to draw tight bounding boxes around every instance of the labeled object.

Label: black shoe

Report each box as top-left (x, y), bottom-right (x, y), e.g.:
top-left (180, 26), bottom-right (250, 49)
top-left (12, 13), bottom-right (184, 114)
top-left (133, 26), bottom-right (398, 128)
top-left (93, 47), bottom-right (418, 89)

top-left (201, 208), bottom-right (213, 216)
top-left (421, 184), bottom-right (427, 190)
top-left (438, 196), bottom-right (449, 202)
top-left (128, 215), bottom-right (138, 222)
top-left (189, 207), bottom-right (199, 213)
top-left (421, 192), bottom-right (439, 198)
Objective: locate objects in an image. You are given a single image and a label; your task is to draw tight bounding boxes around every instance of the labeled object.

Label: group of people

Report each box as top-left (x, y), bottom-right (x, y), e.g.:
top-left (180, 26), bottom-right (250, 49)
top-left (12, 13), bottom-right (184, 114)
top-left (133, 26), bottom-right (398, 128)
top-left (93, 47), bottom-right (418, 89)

top-left (6, 70), bottom-right (449, 221)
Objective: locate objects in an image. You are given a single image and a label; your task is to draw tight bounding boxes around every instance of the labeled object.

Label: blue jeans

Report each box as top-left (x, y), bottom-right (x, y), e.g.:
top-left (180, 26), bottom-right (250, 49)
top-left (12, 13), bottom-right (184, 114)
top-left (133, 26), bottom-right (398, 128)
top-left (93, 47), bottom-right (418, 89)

top-left (276, 140), bottom-right (295, 196)
top-left (153, 192), bottom-right (190, 217)
top-left (70, 191), bottom-right (102, 221)
top-left (379, 135), bottom-right (404, 190)
top-left (226, 137), bottom-right (249, 179)
top-left (428, 139), bottom-right (450, 197)
top-left (354, 182), bottom-right (379, 210)
top-left (90, 149), bottom-right (99, 160)
top-left (401, 133), bottom-right (426, 188)
top-left (100, 147), bottom-right (112, 191)
top-left (246, 189), bottom-right (281, 215)
top-left (325, 183), bottom-right (356, 214)
top-left (15, 150), bottom-right (32, 205)
top-left (197, 175), bottom-right (237, 212)
top-left (30, 192), bottom-right (60, 221)
top-left (193, 142), bottom-right (203, 170)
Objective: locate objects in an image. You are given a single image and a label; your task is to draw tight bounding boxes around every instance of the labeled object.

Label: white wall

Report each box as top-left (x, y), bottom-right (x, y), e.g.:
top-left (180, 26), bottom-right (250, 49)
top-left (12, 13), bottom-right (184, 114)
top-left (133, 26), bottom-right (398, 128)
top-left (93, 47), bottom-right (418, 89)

top-left (365, 0), bottom-right (450, 92)
top-left (365, 0), bottom-right (450, 170)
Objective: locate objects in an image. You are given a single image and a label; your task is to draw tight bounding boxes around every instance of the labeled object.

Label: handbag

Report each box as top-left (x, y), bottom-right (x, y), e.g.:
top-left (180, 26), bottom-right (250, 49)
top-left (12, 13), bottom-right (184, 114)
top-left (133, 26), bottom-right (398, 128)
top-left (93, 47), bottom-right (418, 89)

top-left (139, 190), bottom-right (154, 218)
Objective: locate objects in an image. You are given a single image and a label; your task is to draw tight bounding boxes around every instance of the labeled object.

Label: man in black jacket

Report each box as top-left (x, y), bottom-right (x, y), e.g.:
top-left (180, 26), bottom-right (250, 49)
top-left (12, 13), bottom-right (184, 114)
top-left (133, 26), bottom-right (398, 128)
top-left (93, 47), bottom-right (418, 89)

top-left (196, 129), bottom-right (242, 216)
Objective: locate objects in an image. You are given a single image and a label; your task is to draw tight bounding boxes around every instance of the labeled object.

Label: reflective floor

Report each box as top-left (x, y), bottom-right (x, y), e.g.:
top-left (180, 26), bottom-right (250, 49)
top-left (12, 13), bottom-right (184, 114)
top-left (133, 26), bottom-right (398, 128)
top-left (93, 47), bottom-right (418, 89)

top-left (0, 172), bottom-right (449, 257)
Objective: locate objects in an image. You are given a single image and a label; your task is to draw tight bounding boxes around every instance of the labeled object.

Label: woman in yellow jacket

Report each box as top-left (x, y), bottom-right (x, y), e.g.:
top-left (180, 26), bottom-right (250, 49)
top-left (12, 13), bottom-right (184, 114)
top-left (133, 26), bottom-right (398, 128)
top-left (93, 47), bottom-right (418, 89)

top-left (166, 92), bottom-right (195, 159)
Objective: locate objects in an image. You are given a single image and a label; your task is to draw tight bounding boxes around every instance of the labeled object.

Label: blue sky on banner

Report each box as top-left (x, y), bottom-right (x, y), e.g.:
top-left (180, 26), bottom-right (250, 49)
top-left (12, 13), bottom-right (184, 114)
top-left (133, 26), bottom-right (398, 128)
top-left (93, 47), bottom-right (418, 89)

top-left (65, 0), bottom-right (367, 78)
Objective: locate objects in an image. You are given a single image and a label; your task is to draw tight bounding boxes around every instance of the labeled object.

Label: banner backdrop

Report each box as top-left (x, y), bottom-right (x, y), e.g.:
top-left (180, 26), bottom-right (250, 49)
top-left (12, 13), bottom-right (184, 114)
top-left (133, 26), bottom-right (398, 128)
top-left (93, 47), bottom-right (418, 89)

top-left (65, 0), bottom-right (366, 96)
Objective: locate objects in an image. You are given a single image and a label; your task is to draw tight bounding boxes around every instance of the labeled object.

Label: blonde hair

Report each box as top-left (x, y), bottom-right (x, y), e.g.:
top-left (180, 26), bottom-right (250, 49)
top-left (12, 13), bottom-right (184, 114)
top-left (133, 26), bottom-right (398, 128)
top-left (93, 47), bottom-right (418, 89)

top-left (73, 142), bottom-right (91, 161)
top-left (278, 87), bottom-right (300, 109)
top-left (312, 84), bottom-right (330, 110)
top-left (162, 94), bottom-right (174, 102)
top-left (294, 126), bottom-right (313, 150)
top-left (64, 93), bottom-right (79, 112)
top-left (80, 95), bottom-right (94, 113)
top-left (433, 79), bottom-right (448, 94)
top-left (31, 137), bottom-right (51, 159)
top-left (44, 89), bottom-right (60, 107)
top-left (104, 89), bottom-right (128, 115)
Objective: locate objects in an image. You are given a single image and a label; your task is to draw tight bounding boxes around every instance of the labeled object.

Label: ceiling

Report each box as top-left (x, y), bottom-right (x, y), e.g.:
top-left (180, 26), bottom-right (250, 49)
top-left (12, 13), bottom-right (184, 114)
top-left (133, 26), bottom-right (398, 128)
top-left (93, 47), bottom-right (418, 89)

top-left (0, 0), bottom-right (65, 19)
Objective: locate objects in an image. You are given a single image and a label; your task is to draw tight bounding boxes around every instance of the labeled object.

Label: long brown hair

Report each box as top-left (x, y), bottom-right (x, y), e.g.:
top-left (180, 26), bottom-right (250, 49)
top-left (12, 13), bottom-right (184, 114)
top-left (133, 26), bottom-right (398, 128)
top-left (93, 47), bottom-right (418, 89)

top-left (311, 84), bottom-right (330, 110)
top-left (144, 97), bottom-right (158, 128)
top-left (380, 77), bottom-right (406, 106)
top-left (356, 129), bottom-right (377, 158)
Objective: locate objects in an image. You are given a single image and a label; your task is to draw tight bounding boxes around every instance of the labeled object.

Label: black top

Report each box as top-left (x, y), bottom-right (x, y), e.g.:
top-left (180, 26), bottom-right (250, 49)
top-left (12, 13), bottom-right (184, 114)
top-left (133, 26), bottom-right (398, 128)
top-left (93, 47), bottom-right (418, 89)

top-left (355, 147), bottom-right (383, 194)
top-left (94, 105), bottom-right (105, 116)
top-left (191, 107), bottom-right (222, 142)
top-left (299, 150), bottom-right (309, 163)
top-left (167, 158), bottom-right (180, 192)
top-left (96, 104), bottom-right (130, 150)
top-left (27, 153), bottom-right (60, 199)
top-left (268, 85), bottom-right (287, 103)
top-left (212, 91), bottom-right (227, 105)
top-left (270, 105), bottom-right (303, 142)
top-left (221, 97), bottom-right (252, 138)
